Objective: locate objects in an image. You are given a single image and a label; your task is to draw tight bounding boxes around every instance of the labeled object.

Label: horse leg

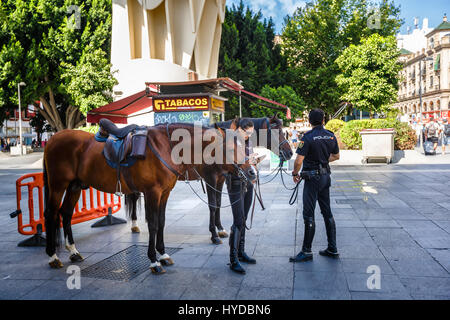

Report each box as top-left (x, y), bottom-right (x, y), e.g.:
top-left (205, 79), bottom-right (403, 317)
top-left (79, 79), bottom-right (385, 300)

top-left (156, 192), bottom-right (174, 266)
top-left (126, 192), bottom-right (141, 233)
top-left (45, 188), bottom-right (66, 269)
top-left (61, 187), bottom-right (83, 262)
top-left (144, 190), bottom-right (165, 274)
top-left (216, 179), bottom-right (228, 238)
top-left (206, 184), bottom-right (221, 244)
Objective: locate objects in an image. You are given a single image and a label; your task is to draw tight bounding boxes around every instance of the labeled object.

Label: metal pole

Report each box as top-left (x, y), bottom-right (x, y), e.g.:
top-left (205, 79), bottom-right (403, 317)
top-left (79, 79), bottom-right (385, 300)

top-left (17, 82), bottom-right (26, 156)
top-left (18, 84), bottom-right (23, 155)
top-left (239, 80), bottom-right (243, 118)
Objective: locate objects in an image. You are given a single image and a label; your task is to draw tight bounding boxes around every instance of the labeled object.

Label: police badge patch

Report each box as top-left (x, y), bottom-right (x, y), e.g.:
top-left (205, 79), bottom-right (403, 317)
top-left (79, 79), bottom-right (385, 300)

top-left (298, 140), bottom-right (304, 149)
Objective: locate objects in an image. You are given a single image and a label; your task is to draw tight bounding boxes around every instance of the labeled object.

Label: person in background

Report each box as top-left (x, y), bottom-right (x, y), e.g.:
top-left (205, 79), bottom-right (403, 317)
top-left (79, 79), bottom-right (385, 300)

top-left (415, 121), bottom-right (423, 148)
top-left (425, 118), bottom-right (440, 152)
top-left (441, 118), bottom-right (450, 155)
top-left (291, 126), bottom-right (299, 149)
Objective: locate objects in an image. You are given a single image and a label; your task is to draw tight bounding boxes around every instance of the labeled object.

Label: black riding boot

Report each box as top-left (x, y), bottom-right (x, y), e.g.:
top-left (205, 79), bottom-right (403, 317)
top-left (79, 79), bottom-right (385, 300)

top-left (290, 218), bottom-right (315, 262)
top-left (319, 217), bottom-right (339, 258)
top-left (238, 227), bottom-right (256, 264)
top-left (229, 226), bottom-right (246, 274)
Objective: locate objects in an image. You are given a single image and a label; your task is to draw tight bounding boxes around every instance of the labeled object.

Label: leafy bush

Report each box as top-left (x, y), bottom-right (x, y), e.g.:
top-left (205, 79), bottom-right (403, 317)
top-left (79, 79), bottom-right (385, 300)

top-left (325, 119), bottom-right (345, 134)
top-left (340, 119), bottom-right (416, 150)
top-left (77, 125), bottom-right (99, 134)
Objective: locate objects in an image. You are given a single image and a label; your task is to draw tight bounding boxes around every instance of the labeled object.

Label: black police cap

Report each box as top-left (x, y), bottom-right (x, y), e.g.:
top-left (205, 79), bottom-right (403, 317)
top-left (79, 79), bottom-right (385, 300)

top-left (309, 109), bottom-right (324, 126)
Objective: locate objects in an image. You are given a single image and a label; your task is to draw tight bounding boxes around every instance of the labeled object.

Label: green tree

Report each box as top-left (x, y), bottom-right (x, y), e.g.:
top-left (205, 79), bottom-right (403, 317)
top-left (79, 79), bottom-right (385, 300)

top-left (335, 34), bottom-right (401, 115)
top-left (218, 1), bottom-right (293, 119)
top-left (0, 0), bottom-right (116, 131)
top-left (250, 85), bottom-right (306, 124)
top-left (281, 0), bottom-right (402, 116)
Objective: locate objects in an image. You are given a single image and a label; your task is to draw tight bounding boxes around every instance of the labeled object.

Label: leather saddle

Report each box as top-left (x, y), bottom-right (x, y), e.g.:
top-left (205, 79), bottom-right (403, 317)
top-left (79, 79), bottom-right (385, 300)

top-left (95, 119), bottom-right (149, 194)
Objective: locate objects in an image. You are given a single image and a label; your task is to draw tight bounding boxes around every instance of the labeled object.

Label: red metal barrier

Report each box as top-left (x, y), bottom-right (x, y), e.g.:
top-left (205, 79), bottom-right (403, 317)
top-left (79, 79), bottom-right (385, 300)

top-left (10, 172), bottom-right (123, 246)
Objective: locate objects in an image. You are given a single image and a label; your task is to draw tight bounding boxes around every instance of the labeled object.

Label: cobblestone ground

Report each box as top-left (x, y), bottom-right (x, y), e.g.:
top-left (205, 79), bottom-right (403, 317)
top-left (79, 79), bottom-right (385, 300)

top-left (1, 163), bottom-right (450, 300)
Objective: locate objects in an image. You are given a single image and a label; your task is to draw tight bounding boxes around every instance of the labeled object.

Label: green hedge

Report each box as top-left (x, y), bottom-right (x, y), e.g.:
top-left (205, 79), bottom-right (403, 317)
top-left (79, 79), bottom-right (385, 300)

top-left (324, 119), bottom-right (345, 134)
top-left (339, 119), bottom-right (416, 150)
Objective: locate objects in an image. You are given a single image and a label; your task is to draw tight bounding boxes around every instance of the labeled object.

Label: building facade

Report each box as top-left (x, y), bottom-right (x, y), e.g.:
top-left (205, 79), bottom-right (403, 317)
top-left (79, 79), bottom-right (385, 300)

top-left (111, 0), bottom-right (226, 99)
top-left (397, 18), bottom-right (433, 54)
top-left (0, 105), bottom-right (38, 145)
top-left (395, 15), bottom-right (450, 121)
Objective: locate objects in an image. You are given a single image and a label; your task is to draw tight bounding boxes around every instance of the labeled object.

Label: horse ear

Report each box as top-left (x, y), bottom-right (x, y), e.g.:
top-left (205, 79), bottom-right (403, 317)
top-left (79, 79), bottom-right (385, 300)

top-left (214, 123), bottom-right (225, 137)
top-left (230, 117), bottom-right (239, 130)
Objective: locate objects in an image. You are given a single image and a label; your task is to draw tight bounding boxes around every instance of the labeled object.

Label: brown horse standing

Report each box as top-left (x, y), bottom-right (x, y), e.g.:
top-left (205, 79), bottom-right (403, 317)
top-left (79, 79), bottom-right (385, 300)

top-left (43, 123), bottom-right (256, 274)
top-left (127, 115), bottom-right (294, 244)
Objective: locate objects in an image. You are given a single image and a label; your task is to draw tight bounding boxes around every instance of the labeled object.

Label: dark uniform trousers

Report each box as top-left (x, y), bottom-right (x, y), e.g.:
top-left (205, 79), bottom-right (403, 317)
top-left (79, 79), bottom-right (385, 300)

top-left (302, 173), bottom-right (337, 253)
top-left (227, 177), bottom-right (254, 258)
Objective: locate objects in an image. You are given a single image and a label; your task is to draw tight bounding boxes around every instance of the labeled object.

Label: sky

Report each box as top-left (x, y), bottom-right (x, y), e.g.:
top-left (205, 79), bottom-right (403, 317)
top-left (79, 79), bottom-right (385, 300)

top-left (226, 0), bottom-right (449, 35)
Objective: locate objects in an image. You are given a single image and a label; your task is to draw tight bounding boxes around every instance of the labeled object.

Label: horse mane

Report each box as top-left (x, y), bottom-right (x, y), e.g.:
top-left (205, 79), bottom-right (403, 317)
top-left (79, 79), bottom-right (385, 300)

top-left (215, 117), bottom-right (268, 130)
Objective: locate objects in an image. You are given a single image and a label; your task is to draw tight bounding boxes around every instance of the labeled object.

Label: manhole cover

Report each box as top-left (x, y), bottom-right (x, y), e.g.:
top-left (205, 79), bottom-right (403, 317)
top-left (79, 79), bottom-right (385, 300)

top-left (335, 199), bottom-right (366, 205)
top-left (81, 245), bottom-right (181, 281)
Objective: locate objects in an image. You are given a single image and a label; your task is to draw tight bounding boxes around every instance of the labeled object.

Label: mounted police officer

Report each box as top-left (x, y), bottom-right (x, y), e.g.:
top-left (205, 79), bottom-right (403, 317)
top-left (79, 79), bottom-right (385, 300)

top-left (227, 118), bottom-right (258, 274)
top-left (289, 109), bottom-right (340, 263)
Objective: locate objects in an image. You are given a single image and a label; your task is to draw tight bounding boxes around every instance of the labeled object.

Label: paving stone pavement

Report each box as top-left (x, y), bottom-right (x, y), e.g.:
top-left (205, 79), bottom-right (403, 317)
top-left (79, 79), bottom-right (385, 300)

top-left (1, 163), bottom-right (450, 300)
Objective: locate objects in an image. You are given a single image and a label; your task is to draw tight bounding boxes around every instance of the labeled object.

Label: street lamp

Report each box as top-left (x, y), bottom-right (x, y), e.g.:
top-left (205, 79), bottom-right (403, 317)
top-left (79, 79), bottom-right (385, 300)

top-left (238, 80), bottom-right (243, 118)
top-left (17, 82), bottom-right (26, 156)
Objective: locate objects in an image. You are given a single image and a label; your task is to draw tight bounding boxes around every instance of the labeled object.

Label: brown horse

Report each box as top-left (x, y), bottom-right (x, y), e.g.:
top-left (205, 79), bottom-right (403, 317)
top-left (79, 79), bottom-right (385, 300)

top-left (43, 123), bottom-right (256, 274)
top-left (127, 115), bottom-right (294, 244)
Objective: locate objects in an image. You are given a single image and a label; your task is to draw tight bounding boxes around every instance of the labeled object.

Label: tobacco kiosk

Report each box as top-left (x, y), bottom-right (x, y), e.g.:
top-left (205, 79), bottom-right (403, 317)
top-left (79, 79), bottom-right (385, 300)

top-left (148, 78), bottom-right (233, 126)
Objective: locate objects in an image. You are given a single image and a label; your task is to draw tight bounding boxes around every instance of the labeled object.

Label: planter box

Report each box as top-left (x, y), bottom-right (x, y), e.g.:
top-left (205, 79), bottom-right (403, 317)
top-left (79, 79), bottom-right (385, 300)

top-left (359, 129), bottom-right (395, 164)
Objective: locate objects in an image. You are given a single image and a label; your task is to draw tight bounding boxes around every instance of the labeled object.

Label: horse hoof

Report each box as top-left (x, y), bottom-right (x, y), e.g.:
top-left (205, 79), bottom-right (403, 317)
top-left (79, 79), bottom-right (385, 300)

top-left (150, 265), bottom-right (166, 274)
top-left (218, 230), bottom-right (228, 238)
top-left (160, 257), bottom-right (174, 266)
top-left (49, 259), bottom-right (64, 269)
top-left (70, 253), bottom-right (84, 263)
top-left (211, 237), bottom-right (223, 245)
top-left (131, 226), bottom-right (140, 233)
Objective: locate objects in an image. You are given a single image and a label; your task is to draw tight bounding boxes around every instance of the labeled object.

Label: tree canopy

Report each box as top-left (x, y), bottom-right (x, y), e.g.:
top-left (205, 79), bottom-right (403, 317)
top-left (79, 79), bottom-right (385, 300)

top-left (218, 0), bottom-right (296, 119)
top-left (281, 0), bottom-right (402, 116)
top-left (0, 0), bottom-right (116, 131)
top-left (336, 34), bottom-right (401, 114)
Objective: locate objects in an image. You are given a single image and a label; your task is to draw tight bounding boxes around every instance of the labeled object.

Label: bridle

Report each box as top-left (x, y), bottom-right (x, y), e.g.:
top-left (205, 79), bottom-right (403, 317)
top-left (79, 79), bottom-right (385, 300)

top-left (264, 118), bottom-right (290, 161)
top-left (163, 123), bottom-right (253, 188)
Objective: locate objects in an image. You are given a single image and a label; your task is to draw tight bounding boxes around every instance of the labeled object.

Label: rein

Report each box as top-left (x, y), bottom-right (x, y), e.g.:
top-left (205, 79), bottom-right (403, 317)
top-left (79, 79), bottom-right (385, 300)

top-left (146, 123), bottom-right (252, 209)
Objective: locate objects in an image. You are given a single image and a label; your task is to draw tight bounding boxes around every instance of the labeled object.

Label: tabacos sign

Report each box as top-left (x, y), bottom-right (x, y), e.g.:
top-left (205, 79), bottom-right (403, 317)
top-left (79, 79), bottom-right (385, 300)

top-left (153, 97), bottom-right (209, 112)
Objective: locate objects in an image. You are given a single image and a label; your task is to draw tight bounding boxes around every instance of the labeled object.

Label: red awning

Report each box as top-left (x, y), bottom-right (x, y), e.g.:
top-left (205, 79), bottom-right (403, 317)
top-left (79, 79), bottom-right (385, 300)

top-left (87, 90), bottom-right (153, 124)
top-left (221, 82), bottom-right (291, 119)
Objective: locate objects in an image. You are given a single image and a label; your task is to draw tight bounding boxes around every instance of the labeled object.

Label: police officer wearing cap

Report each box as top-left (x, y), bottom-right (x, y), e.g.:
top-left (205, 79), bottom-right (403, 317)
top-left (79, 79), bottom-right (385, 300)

top-left (289, 109), bottom-right (340, 263)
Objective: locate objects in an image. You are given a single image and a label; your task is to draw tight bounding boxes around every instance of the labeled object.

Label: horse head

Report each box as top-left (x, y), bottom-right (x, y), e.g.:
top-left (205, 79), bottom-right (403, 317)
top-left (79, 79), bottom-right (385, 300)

top-left (213, 123), bottom-right (257, 185)
top-left (266, 114), bottom-right (293, 161)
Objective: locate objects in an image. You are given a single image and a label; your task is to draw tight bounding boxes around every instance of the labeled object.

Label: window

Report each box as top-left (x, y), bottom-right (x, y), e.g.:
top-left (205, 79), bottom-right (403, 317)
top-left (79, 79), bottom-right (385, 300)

top-left (430, 76), bottom-right (433, 87)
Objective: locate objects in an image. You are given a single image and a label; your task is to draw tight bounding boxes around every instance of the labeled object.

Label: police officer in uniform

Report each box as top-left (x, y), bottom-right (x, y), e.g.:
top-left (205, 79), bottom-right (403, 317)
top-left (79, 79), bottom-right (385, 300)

top-left (289, 109), bottom-right (340, 262)
top-left (227, 118), bottom-right (258, 274)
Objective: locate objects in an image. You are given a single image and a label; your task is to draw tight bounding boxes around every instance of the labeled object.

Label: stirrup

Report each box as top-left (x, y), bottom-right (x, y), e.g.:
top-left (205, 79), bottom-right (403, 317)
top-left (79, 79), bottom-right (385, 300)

top-left (115, 180), bottom-right (124, 197)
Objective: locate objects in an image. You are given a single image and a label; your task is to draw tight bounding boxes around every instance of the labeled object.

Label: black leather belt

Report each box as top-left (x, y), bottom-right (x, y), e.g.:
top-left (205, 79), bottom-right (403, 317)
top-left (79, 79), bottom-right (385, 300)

top-left (300, 166), bottom-right (330, 179)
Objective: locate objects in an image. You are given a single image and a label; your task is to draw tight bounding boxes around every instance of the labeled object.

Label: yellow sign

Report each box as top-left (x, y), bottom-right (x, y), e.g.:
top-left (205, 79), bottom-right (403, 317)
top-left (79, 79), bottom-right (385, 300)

top-left (153, 97), bottom-right (209, 112)
top-left (211, 98), bottom-right (225, 112)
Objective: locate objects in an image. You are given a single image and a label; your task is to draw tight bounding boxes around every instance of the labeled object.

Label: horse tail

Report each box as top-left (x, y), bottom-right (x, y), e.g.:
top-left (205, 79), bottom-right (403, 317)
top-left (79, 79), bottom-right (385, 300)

top-left (43, 155), bottom-right (62, 250)
top-left (125, 192), bottom-right (141, 220)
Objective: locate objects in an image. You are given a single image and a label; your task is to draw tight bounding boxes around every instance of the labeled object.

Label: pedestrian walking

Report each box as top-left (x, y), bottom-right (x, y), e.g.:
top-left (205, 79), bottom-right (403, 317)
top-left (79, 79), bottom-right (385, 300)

top-left (441, 118), bottom-right (450, 155)
top-left (291, 126), bottom-right (299, 149)
top-left (425, 118), bottom-right (440, 152)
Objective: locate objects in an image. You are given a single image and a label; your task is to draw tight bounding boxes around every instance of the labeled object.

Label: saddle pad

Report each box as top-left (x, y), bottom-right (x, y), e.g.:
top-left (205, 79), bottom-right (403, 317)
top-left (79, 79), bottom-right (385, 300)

top-left (102, 134), bottom-right (137, 169)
